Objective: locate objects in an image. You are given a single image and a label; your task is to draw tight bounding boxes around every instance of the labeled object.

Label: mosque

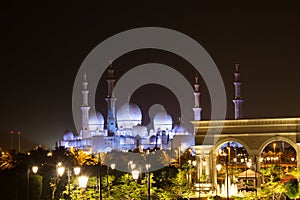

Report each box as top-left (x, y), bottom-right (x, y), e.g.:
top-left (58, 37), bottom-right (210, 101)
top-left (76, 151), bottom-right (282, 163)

top-left (57, 63), bottom-right (196, 153)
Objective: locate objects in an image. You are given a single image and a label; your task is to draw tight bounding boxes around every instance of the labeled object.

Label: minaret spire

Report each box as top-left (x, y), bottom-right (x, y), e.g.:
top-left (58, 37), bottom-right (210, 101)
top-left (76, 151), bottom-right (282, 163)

top-left (232, 62), bottom-right (244, 119)
top-left (192, 73), bottom-right (203, 120)
top-left (81, 73), bottom-right (91, 138)
top-left (105, 60), bottom-right (117, 135)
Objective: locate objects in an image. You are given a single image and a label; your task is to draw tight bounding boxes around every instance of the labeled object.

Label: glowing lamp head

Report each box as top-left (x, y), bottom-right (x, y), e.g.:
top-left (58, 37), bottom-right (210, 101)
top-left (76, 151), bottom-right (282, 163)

top-left (192, 160), bottom-right (197, 166)
top-left (216, 164), bottom-right (222, 172)
top-left (131, 169), bottom-right (139, 180)
top-left (57, 166), bottom-right (65, 177)
top-left (74, 167), bottom-right (81, 175)
top-left (32, 166), bottom-right (38, 174)
top-left (247, 161), bottom-right (252, 168)
top-left (78, 176), bottom-right (89, 188)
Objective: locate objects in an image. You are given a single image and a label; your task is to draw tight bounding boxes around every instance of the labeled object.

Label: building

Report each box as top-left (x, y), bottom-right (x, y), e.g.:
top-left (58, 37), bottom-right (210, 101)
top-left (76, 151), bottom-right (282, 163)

top-left (192, 63), bottom-right (300, 194)
top-left (57, 62), bottom-right (195, 153)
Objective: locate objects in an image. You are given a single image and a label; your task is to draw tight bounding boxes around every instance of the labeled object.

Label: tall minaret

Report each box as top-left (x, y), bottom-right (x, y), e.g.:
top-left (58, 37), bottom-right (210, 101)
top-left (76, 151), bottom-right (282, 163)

top-left (192, 73), bottom-right (203, 120)
top-left (105, 60), bottom-right (117, 135)
top-left (232, 62), bottom-right (244, 119)
top-left (81, 73), bottom-right (91, 138)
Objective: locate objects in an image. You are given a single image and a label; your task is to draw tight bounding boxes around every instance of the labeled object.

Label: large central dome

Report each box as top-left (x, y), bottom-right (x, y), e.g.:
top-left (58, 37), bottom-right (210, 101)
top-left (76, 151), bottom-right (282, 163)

top-left (153, 111), bottom-right (173, 131)
top-left (116, 103), bottom-right (142, 129)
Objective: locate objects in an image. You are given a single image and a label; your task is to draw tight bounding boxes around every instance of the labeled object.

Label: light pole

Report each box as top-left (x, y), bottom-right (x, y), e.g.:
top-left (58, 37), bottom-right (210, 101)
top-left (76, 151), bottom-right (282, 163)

top-left (246, 161), bottom-right (251, 192)
top-left (216, 163), bottom-right (222, 197)
top-left (78, 175), bottom-right (89, 198)
top-left (57, 163), bottom-right (80, 199)
top-left (107, 163), bottom-right (115, 198)
top-left (146, 164), bottom-right (151, 200)
top-left (27, 165), bottom-right (38, 200)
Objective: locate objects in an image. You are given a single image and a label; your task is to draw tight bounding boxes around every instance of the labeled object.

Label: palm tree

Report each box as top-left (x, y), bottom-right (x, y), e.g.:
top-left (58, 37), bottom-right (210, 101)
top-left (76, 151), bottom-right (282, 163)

top-left (0, 150), bottom-right (20, 170)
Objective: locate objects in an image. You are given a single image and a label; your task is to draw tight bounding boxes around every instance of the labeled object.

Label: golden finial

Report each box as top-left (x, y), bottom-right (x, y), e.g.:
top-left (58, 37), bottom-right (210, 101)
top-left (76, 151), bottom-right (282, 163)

top-left (108, 59), bottom-right (113, 68)
top-left (195, 72), bottom-right (199, 84)
top-left (234, 61), bottom-right (240, 72)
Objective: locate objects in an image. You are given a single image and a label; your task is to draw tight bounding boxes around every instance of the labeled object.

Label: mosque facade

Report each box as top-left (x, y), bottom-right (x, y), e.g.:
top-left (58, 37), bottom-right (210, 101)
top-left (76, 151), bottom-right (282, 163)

top-left (57, 63), bottom-right (197, 153)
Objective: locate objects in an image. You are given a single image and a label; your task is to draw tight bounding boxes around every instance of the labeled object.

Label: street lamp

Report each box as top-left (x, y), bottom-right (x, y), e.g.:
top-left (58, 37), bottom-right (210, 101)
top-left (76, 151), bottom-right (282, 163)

top-left (146, 164), bottom-right (151, 200)
top-left (27, 165), bottom-right (39, 200)
top-left (78, 175), bottom-right (89, 198)
top-left (57, 163), bottom-right (65, 177)
top-left (246, 161), bottom-right (251, 191)
top-left (131, 169), bottom-right (140, 181)
top-left (74, 167), bottom-right (81, 176)
top-left (57, 163), bottom-right (80, 198)
top-left (78, 176), bottom-right (89, 188)
top-left (107, 163), bottom-right (116, 198)
top-left (32, 166), bottom-right (38, 174)
top-left (216, 164), bottom-right (222, 196)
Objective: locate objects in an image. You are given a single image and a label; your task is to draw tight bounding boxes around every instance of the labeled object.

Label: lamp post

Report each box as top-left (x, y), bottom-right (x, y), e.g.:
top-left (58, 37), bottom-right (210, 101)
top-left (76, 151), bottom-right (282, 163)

top-left (78, 175), bottom-right (89, 198)
top-left (216, 163), bottom-right (222, 197)
top-left (246, 161), bottom-right (251, 192)
top-left (146, 164), bottom-right (151, 200)
top-left (27, 165), bottom-right (38, 200)
top-left (57, 163), bottom-right (81, 199)
top-left (107, 163), bottom-right (115, 198)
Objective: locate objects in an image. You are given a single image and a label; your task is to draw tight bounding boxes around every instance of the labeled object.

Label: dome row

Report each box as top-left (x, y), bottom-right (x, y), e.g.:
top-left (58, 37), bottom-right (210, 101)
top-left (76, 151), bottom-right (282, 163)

top-left (87, 103), bottom-right (173, 130)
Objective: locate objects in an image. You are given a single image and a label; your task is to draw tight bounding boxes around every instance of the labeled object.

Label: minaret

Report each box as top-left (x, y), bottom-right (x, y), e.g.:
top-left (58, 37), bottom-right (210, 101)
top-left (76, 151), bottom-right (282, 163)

top-left (192, 73), bottom-right (203, 120)
top-left (81, 73), bottom-right (91, 138)
top-left (105, 60), bottom-right (117, 135)
top-left (232, 62), bottom-right (244, 119)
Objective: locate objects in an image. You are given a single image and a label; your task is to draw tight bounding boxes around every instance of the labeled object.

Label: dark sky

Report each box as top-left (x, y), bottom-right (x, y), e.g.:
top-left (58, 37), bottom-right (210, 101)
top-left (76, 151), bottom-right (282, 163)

top-left (1, 2), bottom-right (300, 151)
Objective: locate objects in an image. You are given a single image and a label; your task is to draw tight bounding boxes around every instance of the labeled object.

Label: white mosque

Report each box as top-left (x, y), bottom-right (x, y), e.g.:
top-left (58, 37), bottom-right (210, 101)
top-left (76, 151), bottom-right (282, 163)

top-left (57, 63), bottom-right (198, 153)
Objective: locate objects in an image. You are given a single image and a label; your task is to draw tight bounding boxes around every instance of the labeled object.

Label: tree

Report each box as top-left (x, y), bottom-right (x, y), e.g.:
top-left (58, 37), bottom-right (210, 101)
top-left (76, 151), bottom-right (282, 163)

top-left (286, 178), bottom-right (299, 199)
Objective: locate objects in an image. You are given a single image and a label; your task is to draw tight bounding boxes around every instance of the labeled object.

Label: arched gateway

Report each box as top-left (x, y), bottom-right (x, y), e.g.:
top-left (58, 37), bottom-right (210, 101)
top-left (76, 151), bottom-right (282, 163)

top-left (192, 118), bottom-right (300, 191)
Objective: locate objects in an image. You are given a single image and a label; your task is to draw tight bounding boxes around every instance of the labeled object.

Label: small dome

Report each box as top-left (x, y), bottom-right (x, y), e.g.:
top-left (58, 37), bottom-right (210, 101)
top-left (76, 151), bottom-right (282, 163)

top-left (89, 107), bottom-right (104, 130)
top-left (153, 112), bottom-right (173, 131)
top-left (117, 103), bottom-right (142, 129)
top-left (132, 125), bottom-right (148, 137)
top-left (173, 125), bottom-right (187, 133)
top-left (63, 129), bottom-right (74, 141)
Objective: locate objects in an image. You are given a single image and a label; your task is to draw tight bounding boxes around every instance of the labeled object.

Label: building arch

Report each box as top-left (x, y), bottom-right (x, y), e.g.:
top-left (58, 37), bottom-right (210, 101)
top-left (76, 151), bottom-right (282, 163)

top-left (258, 136), bottom-right (298, 156)
top-left (214, 137), bottom-right (251, 155)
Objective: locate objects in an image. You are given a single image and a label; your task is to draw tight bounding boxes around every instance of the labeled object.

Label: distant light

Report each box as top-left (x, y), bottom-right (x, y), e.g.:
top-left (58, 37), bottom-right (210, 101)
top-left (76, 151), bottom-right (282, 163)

top-left (111, 164), bottom-right (116, 170)
top-left (291, 157), bottom-right (295, 162)
top-left (146, 164), bottom-right (151, 170)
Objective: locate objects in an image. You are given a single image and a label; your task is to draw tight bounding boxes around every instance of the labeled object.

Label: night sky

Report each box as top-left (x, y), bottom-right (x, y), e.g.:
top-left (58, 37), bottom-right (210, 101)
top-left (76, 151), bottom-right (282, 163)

top-left (1, 2), bottom-right (300, 151)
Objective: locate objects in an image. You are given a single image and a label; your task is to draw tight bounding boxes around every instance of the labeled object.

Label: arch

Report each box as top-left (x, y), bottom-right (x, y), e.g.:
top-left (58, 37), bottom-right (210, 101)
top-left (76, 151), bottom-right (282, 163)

top-left (214, 137), bottom-right (251, 155)
top-left (258, 136), bottom-right (298, 156)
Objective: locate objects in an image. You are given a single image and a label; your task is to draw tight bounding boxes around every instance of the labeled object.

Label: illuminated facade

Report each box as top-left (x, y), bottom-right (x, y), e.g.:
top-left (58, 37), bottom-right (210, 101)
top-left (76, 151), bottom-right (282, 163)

top-left (57, 63), bottom-right (195, 153)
